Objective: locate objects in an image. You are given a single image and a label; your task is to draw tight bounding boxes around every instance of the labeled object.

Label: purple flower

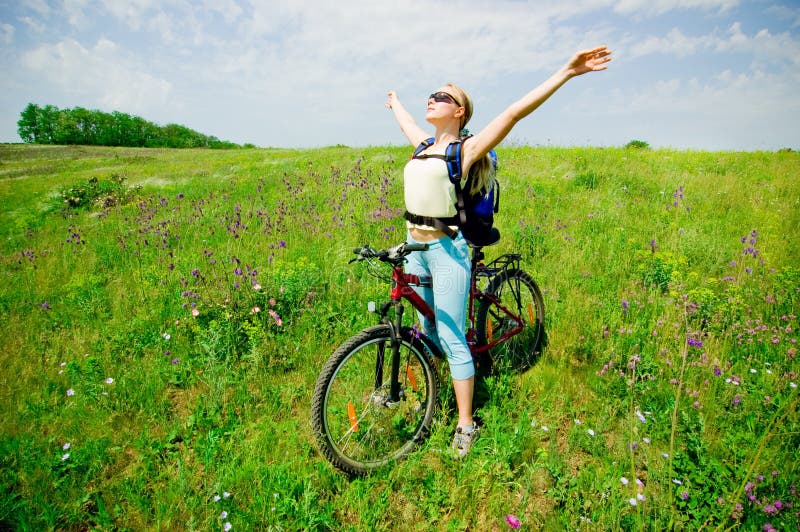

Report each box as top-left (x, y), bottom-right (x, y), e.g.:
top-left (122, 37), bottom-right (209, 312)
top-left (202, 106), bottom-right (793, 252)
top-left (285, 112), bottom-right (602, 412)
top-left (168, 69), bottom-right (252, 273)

top-left (713, 366), bottom-right (722, 376)
top-left (681, 491), bottom-right (689, 500)
top-left (687, 337), bottom-right (703, 348)
top-left (171, 358), bottom-right (180, 365)
top-left (41, 301), bottom-right (51, 310)
top-left (505, 514), bottom-right (521, 529)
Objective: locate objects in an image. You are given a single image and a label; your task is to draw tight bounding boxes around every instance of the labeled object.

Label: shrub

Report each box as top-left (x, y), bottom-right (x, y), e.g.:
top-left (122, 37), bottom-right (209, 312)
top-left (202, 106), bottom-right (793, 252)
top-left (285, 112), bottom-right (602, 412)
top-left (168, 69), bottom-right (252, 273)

top-left (625, 140), bottom-right (650, 150)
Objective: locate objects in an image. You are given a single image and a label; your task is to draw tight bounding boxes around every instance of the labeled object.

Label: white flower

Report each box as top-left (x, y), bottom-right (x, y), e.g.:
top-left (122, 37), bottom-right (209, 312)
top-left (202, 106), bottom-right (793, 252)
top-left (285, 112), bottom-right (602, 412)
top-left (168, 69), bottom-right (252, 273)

top-left (105, 377), bottom-right (114, 384)
top-left (163, 333), bottom-right (171, 340)
top-left (223, 492), bottom-right (230, 498)
top-left (541, 426), bottom-right (549, 432)
top-left (620, 477), bottom-right (629, 485)
top-left (642, 437), bottom-right (651, 444)
top-left (574, 419), bottom-right (581, 425)
top-left (635, 410), bottom-right (647, 423)
top-left (629, 498), bottom-right (638, 506)
top-left (790, 382), bottom-right (797, 389)
top-left (636, 478), bottom-right (644, 486)
top-left (253, 283), bottom-right (262, 291)
top-left (66, 388), bottom-right (75, 396)
top-left (587, 429), bottom-right (595, 436)
top-left (62, 453), bottom-right (70, 461)
top-left (213, 495), bottom-right (221, 502)
top-left (672, 479), bottom-right (682, 485)
top-left (662, 452), bottom-right (669, 458)
top-left (637, 493), bottom-right (646, 501)
top-left (220, 511), bottom-right (228, 519)
top-left (62, 442), bottom-right (70, 450)
top-left (223, 523), bottom-right (232, 531)
top-left (750, 368), bottom-right (757, 374)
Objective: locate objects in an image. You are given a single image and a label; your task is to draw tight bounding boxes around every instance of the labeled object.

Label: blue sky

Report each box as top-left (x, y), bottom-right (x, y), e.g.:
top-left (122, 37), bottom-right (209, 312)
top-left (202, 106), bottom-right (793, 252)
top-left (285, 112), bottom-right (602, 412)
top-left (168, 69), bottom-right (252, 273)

top-left (1, 0), bottom-right (798, 151)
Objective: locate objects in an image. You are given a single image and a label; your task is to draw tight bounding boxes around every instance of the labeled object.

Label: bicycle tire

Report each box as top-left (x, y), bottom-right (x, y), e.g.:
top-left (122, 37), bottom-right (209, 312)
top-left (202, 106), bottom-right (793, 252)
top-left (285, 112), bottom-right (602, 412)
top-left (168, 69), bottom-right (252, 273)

top-left (475, 268), bottom-right (545, 373)
top-left (310, 324), bottom-right (440, 475)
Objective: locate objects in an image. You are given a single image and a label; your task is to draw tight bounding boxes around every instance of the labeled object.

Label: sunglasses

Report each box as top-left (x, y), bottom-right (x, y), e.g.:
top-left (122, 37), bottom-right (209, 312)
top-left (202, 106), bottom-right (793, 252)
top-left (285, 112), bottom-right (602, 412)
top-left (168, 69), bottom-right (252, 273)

top-left (429, 91), bottom-right (460, 106)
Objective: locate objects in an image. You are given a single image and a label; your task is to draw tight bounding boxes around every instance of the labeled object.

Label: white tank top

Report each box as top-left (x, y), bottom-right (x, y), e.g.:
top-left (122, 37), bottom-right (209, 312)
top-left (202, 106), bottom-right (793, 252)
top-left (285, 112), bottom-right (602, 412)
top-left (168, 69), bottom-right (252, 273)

top-left (403, 157), bottom-right (457, 230)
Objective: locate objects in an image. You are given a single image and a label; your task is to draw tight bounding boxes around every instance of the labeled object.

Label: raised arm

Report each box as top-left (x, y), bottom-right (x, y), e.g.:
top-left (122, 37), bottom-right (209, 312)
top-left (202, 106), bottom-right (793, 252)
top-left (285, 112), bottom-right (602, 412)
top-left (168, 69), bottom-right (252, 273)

top-left (386, 90), bottom-right (431, 147)
top-left (462, 46), bottom-right (611, 169)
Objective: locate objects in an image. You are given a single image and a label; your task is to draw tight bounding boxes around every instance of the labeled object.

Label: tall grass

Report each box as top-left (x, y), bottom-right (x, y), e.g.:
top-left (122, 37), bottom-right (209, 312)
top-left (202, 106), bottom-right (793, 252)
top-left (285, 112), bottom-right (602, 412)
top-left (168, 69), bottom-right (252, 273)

top-left (0, 143), bottom-right (798, 530)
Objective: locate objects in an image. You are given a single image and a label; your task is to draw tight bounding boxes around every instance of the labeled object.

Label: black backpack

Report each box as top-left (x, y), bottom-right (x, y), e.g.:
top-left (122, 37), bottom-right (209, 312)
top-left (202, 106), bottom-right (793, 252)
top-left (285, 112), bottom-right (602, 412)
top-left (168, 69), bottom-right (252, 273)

top-left (403, 136), bottom-right (501, 247)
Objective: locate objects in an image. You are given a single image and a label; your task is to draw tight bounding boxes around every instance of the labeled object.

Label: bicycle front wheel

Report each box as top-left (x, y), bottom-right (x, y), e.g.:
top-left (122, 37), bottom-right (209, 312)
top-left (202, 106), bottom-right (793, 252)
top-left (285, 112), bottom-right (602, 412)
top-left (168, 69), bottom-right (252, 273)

top-left (475, 268), bottom-right (545, 373)
top-left (310, 325), bottom-right (440, 476)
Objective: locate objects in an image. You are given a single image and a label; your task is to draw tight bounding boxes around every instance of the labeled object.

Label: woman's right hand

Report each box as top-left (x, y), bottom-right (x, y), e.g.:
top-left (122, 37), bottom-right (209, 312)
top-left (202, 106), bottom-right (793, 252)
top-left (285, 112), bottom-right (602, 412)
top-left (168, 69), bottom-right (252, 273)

top-left (386, 90), bottom-right (399, 109)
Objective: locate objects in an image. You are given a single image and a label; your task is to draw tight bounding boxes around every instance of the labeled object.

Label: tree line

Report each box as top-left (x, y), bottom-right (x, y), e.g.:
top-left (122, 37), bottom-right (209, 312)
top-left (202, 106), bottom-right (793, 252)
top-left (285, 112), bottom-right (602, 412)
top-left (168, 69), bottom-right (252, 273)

top-left (16, 103), bottom-right (245, 149)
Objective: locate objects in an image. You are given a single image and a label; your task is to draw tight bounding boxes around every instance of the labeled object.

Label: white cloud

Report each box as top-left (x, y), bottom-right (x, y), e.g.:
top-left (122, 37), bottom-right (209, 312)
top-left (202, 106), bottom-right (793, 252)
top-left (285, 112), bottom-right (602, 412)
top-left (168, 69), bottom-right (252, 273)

top-left (18, 16), bottom-right (45, 33)
top-left (21, 38), bottom-right (172, 112)
top-left (614, 0), bottom-right (738, 16)
top-left (0, 23), bottom-right (14, 45)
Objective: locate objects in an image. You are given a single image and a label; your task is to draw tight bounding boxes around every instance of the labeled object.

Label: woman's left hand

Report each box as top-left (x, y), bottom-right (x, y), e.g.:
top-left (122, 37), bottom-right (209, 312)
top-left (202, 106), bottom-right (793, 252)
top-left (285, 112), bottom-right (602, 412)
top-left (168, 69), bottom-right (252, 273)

top-left (565, 46), bottom-right (612, 77)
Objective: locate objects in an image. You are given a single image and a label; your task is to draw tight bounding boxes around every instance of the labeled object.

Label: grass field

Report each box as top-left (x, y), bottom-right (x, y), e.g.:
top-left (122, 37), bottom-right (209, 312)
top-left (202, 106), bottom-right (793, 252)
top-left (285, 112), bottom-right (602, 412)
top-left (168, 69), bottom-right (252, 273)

top-left (1, 143), bottom-right (798, 530)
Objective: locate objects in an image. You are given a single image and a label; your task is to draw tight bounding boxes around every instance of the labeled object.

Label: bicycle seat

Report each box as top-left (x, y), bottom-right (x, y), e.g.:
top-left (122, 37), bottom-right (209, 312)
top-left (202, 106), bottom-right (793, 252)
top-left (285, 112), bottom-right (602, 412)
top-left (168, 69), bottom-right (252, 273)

top-left (467, 227), bottom-right (501, 248)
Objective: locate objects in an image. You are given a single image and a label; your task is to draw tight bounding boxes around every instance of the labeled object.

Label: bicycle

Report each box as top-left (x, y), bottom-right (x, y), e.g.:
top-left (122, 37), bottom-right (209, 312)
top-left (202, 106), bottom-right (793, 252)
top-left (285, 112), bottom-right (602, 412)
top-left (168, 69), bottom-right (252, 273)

top-left (310, 237), bottom-right (545, 475)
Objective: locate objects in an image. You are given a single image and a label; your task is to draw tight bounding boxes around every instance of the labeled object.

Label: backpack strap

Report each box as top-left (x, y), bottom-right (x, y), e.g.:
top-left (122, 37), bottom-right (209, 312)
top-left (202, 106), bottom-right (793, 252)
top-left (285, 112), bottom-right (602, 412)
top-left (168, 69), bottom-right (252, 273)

top-left (411, 137), bottom-right (435, 159)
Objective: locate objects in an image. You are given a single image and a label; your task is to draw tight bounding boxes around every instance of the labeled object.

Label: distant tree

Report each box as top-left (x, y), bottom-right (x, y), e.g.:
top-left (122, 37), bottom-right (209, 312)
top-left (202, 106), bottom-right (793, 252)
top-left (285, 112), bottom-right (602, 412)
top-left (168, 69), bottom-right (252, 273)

top-left (17, 103), bottom-right (41, 143)
top-left (17, 103), bottom-right (239, 149)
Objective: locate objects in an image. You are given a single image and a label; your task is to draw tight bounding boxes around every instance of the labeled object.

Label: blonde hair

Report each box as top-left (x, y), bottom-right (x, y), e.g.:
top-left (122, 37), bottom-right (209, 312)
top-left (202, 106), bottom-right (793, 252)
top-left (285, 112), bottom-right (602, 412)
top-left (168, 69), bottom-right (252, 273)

top-left (445, 83), bottom-right (495, 195)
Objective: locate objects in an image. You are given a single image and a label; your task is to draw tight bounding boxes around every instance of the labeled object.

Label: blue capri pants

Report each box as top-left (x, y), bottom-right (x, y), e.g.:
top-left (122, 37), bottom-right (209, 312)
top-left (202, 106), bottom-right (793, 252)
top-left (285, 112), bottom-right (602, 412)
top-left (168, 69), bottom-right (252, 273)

top-left (405, 231), bottom-right (474, 380)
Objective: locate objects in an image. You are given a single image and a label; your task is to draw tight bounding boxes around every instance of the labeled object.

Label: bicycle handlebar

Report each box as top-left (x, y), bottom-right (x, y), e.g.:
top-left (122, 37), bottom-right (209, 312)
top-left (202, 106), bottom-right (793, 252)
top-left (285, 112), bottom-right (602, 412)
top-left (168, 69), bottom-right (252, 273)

top-left (351, 242), bottom-right (429, 264)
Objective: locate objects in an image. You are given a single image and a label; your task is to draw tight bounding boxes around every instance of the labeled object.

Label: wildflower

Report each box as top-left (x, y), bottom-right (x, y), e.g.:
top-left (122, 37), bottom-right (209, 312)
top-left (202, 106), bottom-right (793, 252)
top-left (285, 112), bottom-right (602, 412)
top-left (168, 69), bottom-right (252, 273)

top-left (253, 283), bottom-right (262, 291)
top-left (635, 410), bottom-right (647, 423)
top-left (733, 394), bottom-right (742, 406)
top-left (636, 478), bottom-right (644, 486)
top-left (587, 429), bottom-right (595, 437)
top-left (251, 306), bottom-right (260, 314)
top-left (223, 492), bottom-right (230, 498)
top-left (672, 479), bottom-right (682, 485)
top-left (191, 308), bottom-right (200, 317)
top-left (750, 368), bottom-right (757, 374)
top-left (628, 498), bottom-right (637, 506)
top-left (63, 442), bottom-right (70, 450)
top-left (505, 514), bottom-right (521, 529)
top-left (62, 453), bottom-right (70, 461)
top-left (41, 301), bottom-right (51, 310)
top-left (220, 511), bottom-right (228, 519)
top-left (541, 426), bottom-right (549, 432)
top-left (621, 300), bottom-right (629, 314)
top-left (268, 309), bottom-right (283, 327)
top-left (642, 437), bottom-right (651, 444)
top-left (105, 377), bottom-right (114, 384)
top-left (66, 388), bottom-right (75, 396)
top-left (574, 419), bottom-right (581, 425)
top-left (662, 452), bottom-right (669, 458)
top-left (763, 504), bottom-right (777, 516)
top-left (213, 495), bottom-right (221, 502)
top-left (163, 333), bottom-right (171, 340)
top-left (681, 491), bottom-right (689, 500)
top-left (687, 337), bottom-right (703, 348)
top-left (713, 366), bottom-right (722, 376)
top-left (171, 358), bottom-right (180, 365)
top-left (790, 382), bottom-right (797, 389)
top-left (620, 477), bottom-right (629, 485)
top-left (637, 493), bottom-right (646, 501)
top-left (223, 523), bottom-right (232, 532)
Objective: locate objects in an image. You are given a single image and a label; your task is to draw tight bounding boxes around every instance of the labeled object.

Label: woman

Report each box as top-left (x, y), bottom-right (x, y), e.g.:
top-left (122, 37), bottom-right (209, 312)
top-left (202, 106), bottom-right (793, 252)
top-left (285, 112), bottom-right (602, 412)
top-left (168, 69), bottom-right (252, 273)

top-left (385, 46), bottom-right (611, 457)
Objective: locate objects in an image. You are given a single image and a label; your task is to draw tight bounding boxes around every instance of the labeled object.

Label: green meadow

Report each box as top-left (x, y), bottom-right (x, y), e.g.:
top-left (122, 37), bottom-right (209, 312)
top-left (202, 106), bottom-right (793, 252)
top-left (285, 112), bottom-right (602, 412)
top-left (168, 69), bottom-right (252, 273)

top-left (0, 143), bottom-right (798, 530)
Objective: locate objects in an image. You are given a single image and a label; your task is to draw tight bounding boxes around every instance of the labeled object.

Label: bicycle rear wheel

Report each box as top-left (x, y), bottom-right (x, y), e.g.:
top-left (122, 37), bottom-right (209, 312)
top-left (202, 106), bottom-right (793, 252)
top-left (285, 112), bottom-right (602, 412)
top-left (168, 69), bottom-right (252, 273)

top-left (311, 324), bottom-right (440, 476)
top-left (475, 268), bottom-right (545, 373)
